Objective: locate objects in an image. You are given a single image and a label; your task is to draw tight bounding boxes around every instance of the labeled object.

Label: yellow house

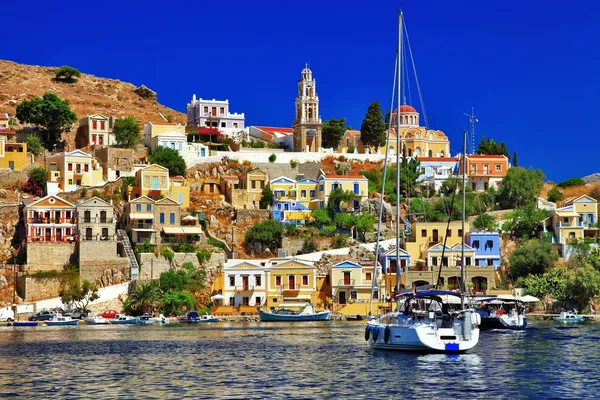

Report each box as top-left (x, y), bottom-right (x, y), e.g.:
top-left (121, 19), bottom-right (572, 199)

top-left (331, 261), bottom-right (385, 310)
top-left (270, 176), bottom-right (297, 202)
top-left (143, 121), bottom-right (186, 148)
top-left (265, 258), bottom-right (318, 307)
top-left (46, 150), bottom-right (104, 192)
top-left (549, 195), bottom-right (599, 244)
top-left (295, 178), bottom-right (319, 209)
top-left (0, 129), bottom-right (28, 171)
top-left (404, 221), bottom-right (469, 266)
top-left (129, 164), bottom-right (190, 208)
top-left (317, 172), bottom-right (369, 210)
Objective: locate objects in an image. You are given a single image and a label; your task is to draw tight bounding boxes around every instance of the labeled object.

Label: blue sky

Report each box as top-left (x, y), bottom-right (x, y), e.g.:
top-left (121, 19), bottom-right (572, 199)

top-left (4, 1), bottom-right (600, 182)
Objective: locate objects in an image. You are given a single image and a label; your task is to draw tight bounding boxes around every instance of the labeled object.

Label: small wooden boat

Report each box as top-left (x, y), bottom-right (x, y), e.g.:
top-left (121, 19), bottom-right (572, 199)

top-left (555, 311), bottom-right (584, 323)
top-left (258, 303), bottom-right (331, 322)
top-left (111, 314), bottom-right (137, 325)
top-left (45, 315), bottom-right (79, 326)
top-left (11, 321), bottom-right (39, 327)
top-left (84, 315), bottom-right (110, 325)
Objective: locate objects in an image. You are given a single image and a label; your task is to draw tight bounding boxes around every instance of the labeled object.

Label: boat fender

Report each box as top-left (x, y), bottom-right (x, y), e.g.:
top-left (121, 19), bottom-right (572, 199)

top-left (365, 326), bottom-right (371, 341)
top-left (497, 309), bottom-right (503, 317)
top-left (372, 327), bottom-right (380, 342)
top-left (384, 326), bottom-right (391, 343)
top-left (471, 312), bottom-right (481, 326)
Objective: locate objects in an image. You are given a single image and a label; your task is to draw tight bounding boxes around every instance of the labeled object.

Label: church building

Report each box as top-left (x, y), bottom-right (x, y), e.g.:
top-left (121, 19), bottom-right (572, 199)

top-left (292, 66), bottom-right (322, 152)
top-left (386, 104), bottom-right (450, 158)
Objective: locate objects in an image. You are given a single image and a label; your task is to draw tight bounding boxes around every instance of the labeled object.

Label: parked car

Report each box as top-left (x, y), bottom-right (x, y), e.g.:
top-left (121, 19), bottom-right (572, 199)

top-left (64, 309), bottom-right (90, 320)
top-left (0, 307), bottom-right (15, 322)
top-left (29, 311), bottom-right (54, 321)
top-left (100, 310), bottom-right (119, 319)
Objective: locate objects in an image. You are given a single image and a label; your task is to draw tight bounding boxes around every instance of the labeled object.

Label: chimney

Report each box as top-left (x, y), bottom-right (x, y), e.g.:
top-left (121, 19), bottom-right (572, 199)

top-left (192, 94), bottom-right (196, 103)
top-left (277, 248), bottom-right (287, 258)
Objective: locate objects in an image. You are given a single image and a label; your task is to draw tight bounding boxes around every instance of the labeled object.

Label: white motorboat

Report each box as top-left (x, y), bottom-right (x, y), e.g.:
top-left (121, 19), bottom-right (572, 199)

top-left (476, 298), bottom-right (527, 330)
top-left (45, 315), bottom-right (79, 326)
top-left (199, 314), bottom-right (219, 323)
top-left (136, 313), bottom-right (154, 325)
top-left (152, 314), bottom-right (170, 324)
top-left (111, 314), bottom-right (137, 325)
top-left (84, 315), bottom-right (110, 325)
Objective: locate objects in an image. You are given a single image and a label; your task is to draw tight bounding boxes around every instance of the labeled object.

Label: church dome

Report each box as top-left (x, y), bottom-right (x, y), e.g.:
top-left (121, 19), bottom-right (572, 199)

top-left (394, 105), bottom-right (417, 114)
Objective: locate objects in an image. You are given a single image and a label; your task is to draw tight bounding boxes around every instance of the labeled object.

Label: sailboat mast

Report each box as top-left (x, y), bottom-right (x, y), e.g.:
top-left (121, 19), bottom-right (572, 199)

top-left (461, 129), bottom-right (467, 296)
top-left (395, 10), bottom-right (403, 293)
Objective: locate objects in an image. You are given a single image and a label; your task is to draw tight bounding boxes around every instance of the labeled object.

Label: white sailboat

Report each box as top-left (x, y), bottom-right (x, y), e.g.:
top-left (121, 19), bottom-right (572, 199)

top-left (365, 10), bottom-right (480, 353)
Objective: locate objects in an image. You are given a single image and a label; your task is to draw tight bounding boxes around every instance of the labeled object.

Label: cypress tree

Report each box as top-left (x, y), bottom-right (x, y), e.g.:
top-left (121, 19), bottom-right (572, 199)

top-left (360, 101), bottom-right (386, 150)
top-left (513, 151), bottom-right (518, 167)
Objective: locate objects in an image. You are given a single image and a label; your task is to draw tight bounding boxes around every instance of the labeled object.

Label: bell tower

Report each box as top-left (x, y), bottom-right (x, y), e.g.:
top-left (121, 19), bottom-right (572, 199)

top-left (292, 64), bottom-right (322, 152)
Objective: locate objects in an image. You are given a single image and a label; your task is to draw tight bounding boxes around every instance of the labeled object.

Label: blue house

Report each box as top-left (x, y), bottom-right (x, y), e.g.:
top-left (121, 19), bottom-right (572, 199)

top-left (271, 200), bottom-right (311, 225)
top-left (379, 246), bottom-right (412, 275)
top-left (466, 231), bottom-right (501, 269)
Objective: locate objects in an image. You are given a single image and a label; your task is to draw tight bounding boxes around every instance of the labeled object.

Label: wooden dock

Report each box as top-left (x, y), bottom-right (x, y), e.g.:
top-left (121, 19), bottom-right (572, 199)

top-left (526, 313), bottom-right (599, 321)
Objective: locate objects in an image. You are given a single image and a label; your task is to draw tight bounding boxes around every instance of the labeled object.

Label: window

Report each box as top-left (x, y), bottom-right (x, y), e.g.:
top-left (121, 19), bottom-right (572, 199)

top-left (446, 229), bottom-right (452, 237)
top-left (421, 229), bottom-right (427, 238)
top-left (170, 213), bottom-right (175, 224)
top-left (255, 275), bottom-right (262, 286)
top-left (563, 217), bottom-right (568, 223)
top-left (432, 257), bottom-right (438, 266)
top-left (145, 176), bottom-right (150, 186)
top-left (354, 183), bottom-right (359, 195)
top-left (101, 121), bottom-right (105, 130)
top-left (203, 106), bottom-right (209, 114)
top-left (229, 296), bottom-right (235, 306)
top-left (301, 190), bottom-right (306, 198)
top-left (458, 229), bottom-right (463, 237)
top-left (221, 122), bottom-right (226, 128)
top-left (310, 189), bottom-right (315, 198)
top-left (483, 165), bottom-right (489, 175)
top-left (146, 204), bottom-right (152, 211)
top-left (92, 134), bottom-right (97, 143)
top-left (442, 257), bottom-right (449, 267)
top-left (219, 107), bottom-right (225, 115)
top-left (472, 240), bottom-right (480, 249)
top-left (365, 272), bottom-right (372, 281)
top-left (229, 275), bottom-right (235, 286)
top-left (242, 297), bottom-right (250, 306)
top-left (471, 164), bottom-right (476, 174)
top-left (275, 275), bottom-right (282, 286)
top-left (68, 163), bottom-right (73, 171)
top-left (472, 183), bottom-right (476, 191)
top-left (136, 204), bottom-right (141, 211)
top-left (350, 290), bottom-right (358, 300)
top-left (84, 164), bottom-right (89, 172)
top-left (102, 228), bottom-right (108, 238)
top-left (178, 193), bottom-right (183, 204)
top-left (255, 296), bottom-right (262, 305)
top-left (92, 121), bottom-right (97, 130)
top-left (465, 257), bottom-right (472, 266)
top-left (302, 275), bottom-right (309, 286)
top-left (153, 177), bottom-right (158, 189)
top-left (372, 289), bottom-right (379, 299)
top-left (495, 164), bottom-right (501, 171)
top-left (260, 181), bottom-right (265, 189)
top-left (486, 240), bottom-right (494, 249)
top-left (252, 180), bottom-right (256, 189)
top-left (99, 136), bottom-right (103, 145)
top-left (484, 183), bottom-right (489, 191)
top-left (211, 107), bottom-right (217, 116)
top-left (161, 177), bottom-right (167, 186)
top-left (160, 213), bottom-right (165, 224)
top-left (233, 122), bottom-right (238, 128)
top-left (68, 179), bottom-right (73, 185)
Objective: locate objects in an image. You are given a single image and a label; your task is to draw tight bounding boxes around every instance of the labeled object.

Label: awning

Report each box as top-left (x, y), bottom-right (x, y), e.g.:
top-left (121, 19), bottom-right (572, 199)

top-left (182, 215), bottom-right (198, 222)
top-left (132, 228), bottom-right (156, 232)
top-left (162, 226), bottom-right (204, 235)
top-left (129, 213), bottom-right (154, 219)
top-left (519, 295), bottom-right (540, 302)
top-left (210, 294), bottom-right (225, 300)
top-left (278, 302), bottom-right (309, 308)
top-left (283, 294), bottom-right (312, 300)
top-left (556, 210), bottom-right (579, 217)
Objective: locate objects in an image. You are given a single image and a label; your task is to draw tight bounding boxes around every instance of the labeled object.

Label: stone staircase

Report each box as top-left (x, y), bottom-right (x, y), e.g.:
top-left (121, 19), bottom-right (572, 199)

top-left (117, 229), bottom-right (139, 280)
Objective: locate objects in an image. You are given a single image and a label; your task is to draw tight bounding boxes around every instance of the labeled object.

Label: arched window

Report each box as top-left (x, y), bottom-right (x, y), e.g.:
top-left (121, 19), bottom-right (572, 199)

top-left (440, 150), bottom-right (445, 157)
top-left (428, 150), bottom-right (433, 157)
top-left (408, 148), bottom-right (412, 157)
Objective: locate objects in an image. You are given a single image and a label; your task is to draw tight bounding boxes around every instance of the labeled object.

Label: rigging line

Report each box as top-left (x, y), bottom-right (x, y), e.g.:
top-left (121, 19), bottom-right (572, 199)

top-left (435, 181), bottom-right (458, 290)
top-left (369, 44), bottom-right (398, 316)
top-left (396, 10), bottom-right (403, 299)
top-left (403, 19), bottom-right (429, 131)
top-left (403, 43), bottom-right (412, 107)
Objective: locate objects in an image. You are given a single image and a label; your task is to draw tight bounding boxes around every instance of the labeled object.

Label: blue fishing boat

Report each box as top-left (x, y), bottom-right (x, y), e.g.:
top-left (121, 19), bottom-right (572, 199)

top-left (555, 311), bottom-right (584, 323)
top-left (11, 321), bottom-right (38, 327)
top-left (258, 303), bottom-right (331, 322)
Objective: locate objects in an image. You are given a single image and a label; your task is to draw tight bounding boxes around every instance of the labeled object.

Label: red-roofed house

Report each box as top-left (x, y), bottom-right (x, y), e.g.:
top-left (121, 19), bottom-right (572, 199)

top-left (317, 170), bottom-right (369, 211)
top-left (248, 126), bottom-right (294, 149)
top-left (459, 154), bottom-right (510, 191)
top-left (0, 113), bottom-right (9, 129)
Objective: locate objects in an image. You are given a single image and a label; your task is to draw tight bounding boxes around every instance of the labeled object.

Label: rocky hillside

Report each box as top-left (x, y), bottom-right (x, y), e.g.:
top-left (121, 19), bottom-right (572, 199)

top-left (0, 59), bottom-right (186, 146)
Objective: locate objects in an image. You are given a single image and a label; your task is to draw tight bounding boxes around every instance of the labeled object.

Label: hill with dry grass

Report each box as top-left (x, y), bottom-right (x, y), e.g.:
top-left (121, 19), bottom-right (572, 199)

top-left (0, 59), bottom-right (185, 146)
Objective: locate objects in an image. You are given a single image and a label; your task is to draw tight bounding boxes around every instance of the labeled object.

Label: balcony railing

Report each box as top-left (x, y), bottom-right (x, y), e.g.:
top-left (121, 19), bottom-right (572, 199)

top-left (335, 279), bottom-right (356, 287)
top-left (133, 223), bottom-right (154, 229)
top-left (234, 285), bottom-right (255, 292)
top-left (28, 218), bottom-right (76, 224)
top-left (81, 217), bottom-right (113, 224)
top-left (277, 284), bottom-right (301, 291)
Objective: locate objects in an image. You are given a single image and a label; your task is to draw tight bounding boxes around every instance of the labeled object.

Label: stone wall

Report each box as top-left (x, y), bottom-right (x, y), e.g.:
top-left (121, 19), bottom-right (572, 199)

top-left (26, 242), bottom-right (76, 271)
top-left (17, 275), bottom-right (63, 302)
top-left (236, 209), bottom-right (270, 224)
top-left (137, 251), bottom-right (226, 281)
top-left (79, 240), bottom-right (129, 286)
top-left (0, 204), bottom-right (20, 261)
top-left (282, 237), bottom-right (305, 256)
top-left (231, 189), bottom-right (261, 210)
top-left (0, 169), bottom-right (29, 191)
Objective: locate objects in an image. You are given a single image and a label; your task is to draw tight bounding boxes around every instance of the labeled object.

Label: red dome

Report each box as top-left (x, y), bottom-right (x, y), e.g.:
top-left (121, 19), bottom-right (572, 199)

top-left (391, 105), bottom-right (418, 116)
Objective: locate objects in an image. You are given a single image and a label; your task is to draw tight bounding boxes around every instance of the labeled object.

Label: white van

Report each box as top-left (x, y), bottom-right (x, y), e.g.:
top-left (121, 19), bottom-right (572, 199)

top-left (0, 307), bottom-right (15, 322)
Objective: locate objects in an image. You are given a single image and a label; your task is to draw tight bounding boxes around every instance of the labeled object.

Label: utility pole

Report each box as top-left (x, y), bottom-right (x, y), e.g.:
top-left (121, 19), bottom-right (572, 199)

top-left (463, 108), bottom-right (478, 154)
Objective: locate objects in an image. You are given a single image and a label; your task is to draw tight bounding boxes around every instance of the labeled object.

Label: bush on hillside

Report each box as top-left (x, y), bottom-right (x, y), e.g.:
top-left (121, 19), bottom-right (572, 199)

top-left (557, 178), bottom-right (586, 189)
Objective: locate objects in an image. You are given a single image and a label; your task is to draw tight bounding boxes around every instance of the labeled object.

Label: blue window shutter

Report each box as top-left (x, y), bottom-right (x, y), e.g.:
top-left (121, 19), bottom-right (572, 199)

top-left (170, 213), bottom-right (175, 224)
top-left (160, 213), bottom-right (165, 224)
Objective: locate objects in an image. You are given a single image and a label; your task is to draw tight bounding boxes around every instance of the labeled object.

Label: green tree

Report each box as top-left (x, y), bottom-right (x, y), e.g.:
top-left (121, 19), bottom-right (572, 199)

top-left (25, 134), bottom-right (43, 156)
top-left (476, 136), bottom-right (509, 156)
top-left (268, 153), bottom-right (277, 162)
top-left (472, 213), bottom-right (496, 231)
top-left (356, 213), bottom-right (375, 240)
top-left (360, 101), bottom-right (386, 150)
top-left (398, 147), bottom-right (421, 197)
top-left (124, 282), bottom-right (161, 315)
top-left (547, 186), bottom-right (564, 203)
top-left (22, 167), bottom-right (47, 197)
top-left (245, 220), bottom-right (283, 251)
top-left (322, 118), bottom-right (348, 149)
top-left (565, 264), bottom-right (600, 309)
top-left (55, 66), bottom-right (81, 83)
top-left (59, 278), bottom-right (99, 310)
top-left (16, 92), bottom-right (77, 148)
top-left (334, 212), bottom-right (358, 230)
top-left (523, 266), bottom-right (568, 301)
top-left (159, 269), bottom-right (189, 293)
top-left (501, 203), bottom-right (549, 238)
top-left (149, 146), bottom-right (186, 176)
top-left (439, 176), bottom-right (460, 197)
top-left (298, 240), bottom-right (318, 255)
top-left (498, 167), bottom-right (545, 209)
top-left (312, 208), bottom-right (332, 225)
top-left (327, 188), bottom-right (356, 215)
top-left (113, 117), bottom-right (141, 148)
top-left (384, 109), bottom-right (391, 126)
top-left (160, 290), bottom-right (197, 316)
top-left (259, 186), bottom-right (273, 209)
top-left (512, 151), bottom-right (518, 167)
top-left (509, 239), bottom-right (558, 280)
top-left (557, 178), bottom-right (585, 189)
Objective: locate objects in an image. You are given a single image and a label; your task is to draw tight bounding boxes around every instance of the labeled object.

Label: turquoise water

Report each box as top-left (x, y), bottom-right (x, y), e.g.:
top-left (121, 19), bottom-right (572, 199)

top-left (0, 321), bottom-right (599, 399)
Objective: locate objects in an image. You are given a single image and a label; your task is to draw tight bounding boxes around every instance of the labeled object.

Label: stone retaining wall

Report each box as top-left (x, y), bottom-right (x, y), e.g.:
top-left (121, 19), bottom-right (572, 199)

top-left (26, 242), bottom-right (76, 271)
top-left (17, 275), bottom-right (63, 302)
top-left (79, 240), bottom-right (129, 286)
top-left (137, 251), bottom-right (226, 281)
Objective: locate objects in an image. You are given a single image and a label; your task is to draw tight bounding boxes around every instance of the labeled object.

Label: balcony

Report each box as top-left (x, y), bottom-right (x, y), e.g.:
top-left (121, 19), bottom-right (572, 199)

top-left (334, 278), bottom-right (356, 287)
top-left (81, 217), bottom-right (114, 224)
top-left (278, 284), bottom-right (301, 291)
top-left (28, 217), bottom-right (76, 225)
top-left (133, 223), bottom-right (154, 230)
top-left (234, 285), bottom-right (255, 292)
top-left (293, 118), bottom-right (322, 126)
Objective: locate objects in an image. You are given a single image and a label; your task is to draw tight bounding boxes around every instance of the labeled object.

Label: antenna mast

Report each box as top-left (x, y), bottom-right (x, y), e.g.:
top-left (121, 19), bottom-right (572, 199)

top-left (463, 107), bottom-right (478, 154)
